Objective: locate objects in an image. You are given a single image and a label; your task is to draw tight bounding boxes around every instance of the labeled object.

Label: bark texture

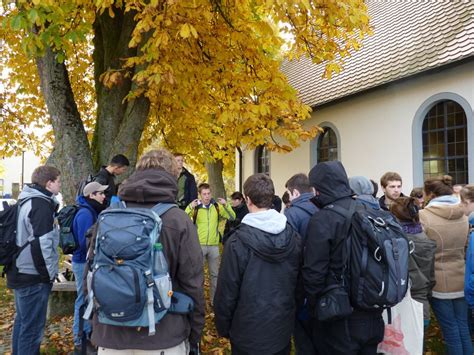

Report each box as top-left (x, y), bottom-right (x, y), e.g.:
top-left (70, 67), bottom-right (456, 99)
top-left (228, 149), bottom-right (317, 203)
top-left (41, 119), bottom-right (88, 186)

top-left (205, 159), bottom-right (226, 199)
top-left (36, 48), bottom-right (93, 204)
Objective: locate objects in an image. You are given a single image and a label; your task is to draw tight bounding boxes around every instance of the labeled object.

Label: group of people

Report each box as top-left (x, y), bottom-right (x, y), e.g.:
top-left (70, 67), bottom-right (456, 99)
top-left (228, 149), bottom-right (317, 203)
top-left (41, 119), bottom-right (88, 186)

top-left (6, 148), bottom-right (474, 355)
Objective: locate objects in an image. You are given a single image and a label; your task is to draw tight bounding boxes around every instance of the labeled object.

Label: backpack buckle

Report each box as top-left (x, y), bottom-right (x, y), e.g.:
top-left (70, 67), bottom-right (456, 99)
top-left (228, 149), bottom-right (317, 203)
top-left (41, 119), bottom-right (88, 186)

top-left (145, 271), bottom-right (154, 288)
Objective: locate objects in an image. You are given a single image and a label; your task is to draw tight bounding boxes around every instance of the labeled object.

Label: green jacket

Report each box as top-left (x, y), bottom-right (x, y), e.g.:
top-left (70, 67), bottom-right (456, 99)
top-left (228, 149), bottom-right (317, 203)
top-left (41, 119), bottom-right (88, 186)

top-left (186, 202), bottom-right (236, 246)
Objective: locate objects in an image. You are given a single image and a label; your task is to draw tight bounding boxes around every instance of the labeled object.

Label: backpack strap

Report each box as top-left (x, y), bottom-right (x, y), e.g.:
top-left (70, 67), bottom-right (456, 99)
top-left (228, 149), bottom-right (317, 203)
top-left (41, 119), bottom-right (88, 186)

top-left (324, 199), bottom-right (357, 282)
top-left (152, 203), bottom-right (178, 217)
top-left (192, 205), bottom-right (199, 224)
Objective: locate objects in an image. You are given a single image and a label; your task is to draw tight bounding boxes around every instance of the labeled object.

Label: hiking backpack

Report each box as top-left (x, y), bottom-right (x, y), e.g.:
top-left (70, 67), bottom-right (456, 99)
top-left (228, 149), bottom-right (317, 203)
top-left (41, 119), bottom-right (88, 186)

top-left (83, 202), bottom-right (194, 335)
top-left (0, 197), bottom-right (36, 266)
top-left (326, 200), bottom-right (410, 311)
top-left (57, 205), bottom-right (80, 254)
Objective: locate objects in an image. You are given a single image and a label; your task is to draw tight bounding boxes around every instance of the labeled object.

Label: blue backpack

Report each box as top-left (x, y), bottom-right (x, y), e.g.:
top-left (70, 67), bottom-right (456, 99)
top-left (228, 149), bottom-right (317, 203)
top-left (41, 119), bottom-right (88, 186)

top-left (83, 203), bottom-right (194, 335)
top-left (465, 217), bottom-right (474, 307)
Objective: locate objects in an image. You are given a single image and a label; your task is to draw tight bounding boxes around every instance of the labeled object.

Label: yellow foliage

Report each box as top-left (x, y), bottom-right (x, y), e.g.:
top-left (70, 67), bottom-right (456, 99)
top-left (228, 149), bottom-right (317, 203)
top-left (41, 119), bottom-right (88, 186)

top-left (0, 0), bottom-right (371, 167)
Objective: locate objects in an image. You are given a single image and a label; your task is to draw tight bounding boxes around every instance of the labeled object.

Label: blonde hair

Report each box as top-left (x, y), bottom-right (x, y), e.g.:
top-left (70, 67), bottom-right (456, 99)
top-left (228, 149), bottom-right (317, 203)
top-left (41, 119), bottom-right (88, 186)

top-left (460, 185), bottom-right (474, 204)
top-left (136, 149), bottom-right (180, 177)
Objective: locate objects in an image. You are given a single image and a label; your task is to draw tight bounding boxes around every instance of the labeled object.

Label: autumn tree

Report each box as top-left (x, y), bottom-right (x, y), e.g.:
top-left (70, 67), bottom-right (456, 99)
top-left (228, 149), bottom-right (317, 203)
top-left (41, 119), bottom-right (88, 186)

top-left (0, 0), bottom-right (370, 202)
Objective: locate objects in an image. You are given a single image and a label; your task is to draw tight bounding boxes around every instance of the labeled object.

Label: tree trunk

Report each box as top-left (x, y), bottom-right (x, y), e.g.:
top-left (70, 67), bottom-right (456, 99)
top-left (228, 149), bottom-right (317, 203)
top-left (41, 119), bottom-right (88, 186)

top-left (91, 9), bottom-right (141, 169)
top-left (205, 159), bottom-right (226, 199)
top-left (36, 47), bottom-right (93, 204)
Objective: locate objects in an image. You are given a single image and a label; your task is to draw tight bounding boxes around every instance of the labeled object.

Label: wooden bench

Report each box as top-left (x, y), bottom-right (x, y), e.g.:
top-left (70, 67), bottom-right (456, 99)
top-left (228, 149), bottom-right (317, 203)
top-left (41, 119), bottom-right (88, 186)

top-left (48, 255), bottom-right (77, 318)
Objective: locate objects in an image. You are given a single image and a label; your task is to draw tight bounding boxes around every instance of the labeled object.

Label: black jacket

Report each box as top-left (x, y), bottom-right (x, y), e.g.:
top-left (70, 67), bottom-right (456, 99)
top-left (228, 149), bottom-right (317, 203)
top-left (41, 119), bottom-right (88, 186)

top-left (222, 203), bottom-right (249, 243)
top-left (177, 167), bottom-right (198, 209)
top-left (94, 166), bottom-right (116, 206)
top-left (214, 220), bottom-right (302, 353)
top-left (303, 161), bottom-right (354, 300)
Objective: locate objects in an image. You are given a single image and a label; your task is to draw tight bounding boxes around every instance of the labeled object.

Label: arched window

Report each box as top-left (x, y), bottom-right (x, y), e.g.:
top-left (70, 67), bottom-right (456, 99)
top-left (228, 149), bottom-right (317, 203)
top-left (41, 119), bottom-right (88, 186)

top-left (422, 100), bottom-right (468, 184)
top-left (255, 146), bottom-right (270, 175)
top-left (318, 127), bottom-right (338, 163)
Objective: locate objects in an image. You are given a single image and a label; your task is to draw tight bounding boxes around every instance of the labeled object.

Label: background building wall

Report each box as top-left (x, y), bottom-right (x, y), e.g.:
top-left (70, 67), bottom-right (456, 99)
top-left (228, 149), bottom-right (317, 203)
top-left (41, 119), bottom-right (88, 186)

top-left (240, 61), bottom-right (474, 197)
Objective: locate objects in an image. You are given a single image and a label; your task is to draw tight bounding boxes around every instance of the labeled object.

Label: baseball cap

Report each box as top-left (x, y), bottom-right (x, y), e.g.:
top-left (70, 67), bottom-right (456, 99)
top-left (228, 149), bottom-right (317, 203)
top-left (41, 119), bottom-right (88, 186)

top-left (83, 181), bottom-right (108, 196)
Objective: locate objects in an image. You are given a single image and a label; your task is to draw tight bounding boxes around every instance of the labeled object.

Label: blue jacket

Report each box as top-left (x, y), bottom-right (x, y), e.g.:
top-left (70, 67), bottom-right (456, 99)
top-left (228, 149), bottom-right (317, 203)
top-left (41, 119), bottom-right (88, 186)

top-left (284, 192), bottom-right (318, 238)
top-left (465, 215), bottom-right (474, 307)
top-left (72, 196), bottom-right (98, 263)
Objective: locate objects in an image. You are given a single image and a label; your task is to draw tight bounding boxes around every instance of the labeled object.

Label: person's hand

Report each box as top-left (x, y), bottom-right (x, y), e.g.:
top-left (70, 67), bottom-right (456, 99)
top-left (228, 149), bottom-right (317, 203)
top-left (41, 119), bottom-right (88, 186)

top-left (217, 197), bottom-right (227, 205)
top-left (191, 199), bottom-right (199, 208)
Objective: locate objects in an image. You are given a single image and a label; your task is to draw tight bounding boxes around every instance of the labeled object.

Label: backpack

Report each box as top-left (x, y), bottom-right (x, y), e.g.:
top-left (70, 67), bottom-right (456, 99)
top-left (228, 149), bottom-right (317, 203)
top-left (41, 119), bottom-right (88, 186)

top-left (83, 202), bottom-right (194, 335)
top-left (465, 228), bottom-right (474, 307)
top-left (76, 174), bottom-right (94, 198)
top-left (192, 200), bottom-right (220, 224)
top-left (57, 205), bottom-right (80, 254)
top-left (326, 200), bottom-right (410, 311)
top-left (0, 198), bottom-right (34, 266)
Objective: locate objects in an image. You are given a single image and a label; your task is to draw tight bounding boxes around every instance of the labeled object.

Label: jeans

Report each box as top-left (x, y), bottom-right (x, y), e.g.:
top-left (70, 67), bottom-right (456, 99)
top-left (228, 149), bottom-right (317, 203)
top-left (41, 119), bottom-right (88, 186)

top-left (201, 245), bottom-right (220, 303)
top-left (12, 282), bottom-right (52, 355)
top-left (314, 311), bottom-right (384, 355)
top-left (430, 297), bottom-right (473, 355)
top-left (72, 261), bottom-right (91, 346)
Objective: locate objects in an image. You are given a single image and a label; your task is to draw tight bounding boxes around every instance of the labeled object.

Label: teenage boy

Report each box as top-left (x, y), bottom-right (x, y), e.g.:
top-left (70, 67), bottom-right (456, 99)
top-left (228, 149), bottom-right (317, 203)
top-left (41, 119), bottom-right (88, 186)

top-left (174, 153), bottom-right (198, 210)
top-left (71, 181), bottom-right (108, 353)
top-left (214, 174), bottom-right (302, 354)
top-left (7, 165), bottom-right (61, 355)
top-left (186, 183), bottom-right (235, 303)
top-left (379, 171), bottom-right (403, 211)
top-left (94, 154), bottom-right (130, 206)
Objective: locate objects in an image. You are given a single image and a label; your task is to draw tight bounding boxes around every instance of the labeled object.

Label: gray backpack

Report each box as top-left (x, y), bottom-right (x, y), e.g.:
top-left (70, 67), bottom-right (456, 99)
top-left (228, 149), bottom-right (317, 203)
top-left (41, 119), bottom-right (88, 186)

top-left (83, 203), bottom-right (193, 335)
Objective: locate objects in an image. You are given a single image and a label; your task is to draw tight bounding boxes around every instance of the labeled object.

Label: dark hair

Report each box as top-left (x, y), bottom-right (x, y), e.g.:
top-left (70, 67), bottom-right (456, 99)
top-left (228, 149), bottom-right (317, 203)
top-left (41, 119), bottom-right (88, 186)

top-left (173, 152), bottom-right (185, 157)
top-left (243, 174), bottom-right (274, 208)
top-left (410, 187), bottom-right (424, 199)
top-left (380, 172), bottom-right (402, 188)
top-left (370, 179), bottom-right (378, 198)
top-left (110, 154), bottom-right (130, 167)
top-left (231, 191), bottom-right (244, 200)
top-left (424, 175), bottom-right (453, 198)
top-left (285, 173), bottom-right (312, 194)
top-left (198, 183), bottom-right (211, 193)
top-left (282, 191), bottom-right (290, 205)
top-left (390, 196), bottom-right (419, 223)
top-left (31, 165), bottom-right (61, 188)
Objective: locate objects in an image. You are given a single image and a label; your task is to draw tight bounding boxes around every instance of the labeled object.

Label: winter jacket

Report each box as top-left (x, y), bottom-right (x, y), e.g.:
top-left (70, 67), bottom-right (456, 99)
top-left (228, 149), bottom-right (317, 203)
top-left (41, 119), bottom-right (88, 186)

top-left (403, 228), bottom-right (436, 321)
top-left (89, 168), bottom-right (205, 350)
top-left (214, 209), bottom-right (302, 353)
top-left (349, 176), bottom-right (381, 210)
top-left (420, 196), bottom-right (469, 298)
top-left (284, 192), bottom-right (318, 238)
top-left (303, 161), bottom-right (355, 301)
top-left (223, 203), bottom-right (249, 244)
top-left (177, 167), bottom-right (198, 209)
top-left (185, 200), bottom-right (235, 246)
top-left (7, 184), bottom-right (59, 289)
top-left (94, 166), bottom-right (116, 206)
top-left (72, 196), bottom-right (99, 264)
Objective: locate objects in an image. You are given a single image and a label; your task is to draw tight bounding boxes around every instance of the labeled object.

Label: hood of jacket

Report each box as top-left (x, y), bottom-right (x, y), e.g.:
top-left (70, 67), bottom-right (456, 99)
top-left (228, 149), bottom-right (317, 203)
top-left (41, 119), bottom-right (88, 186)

top-left (118, 168), bottom-right (177, 204)
top-left (425, 202), bottom-right (466, 220)
top-left (19, 184), bottom-right (58, 206)
top-left (308, 161), bottom-right (353, 208)
top-left (349, 176), bottom-right (374, 196)
top-left (291, 192), bottom-right (317, 212)
top-left (239, 210), bottom-right (298, 263)
top-left (75, 195), bottom-right (99, 216)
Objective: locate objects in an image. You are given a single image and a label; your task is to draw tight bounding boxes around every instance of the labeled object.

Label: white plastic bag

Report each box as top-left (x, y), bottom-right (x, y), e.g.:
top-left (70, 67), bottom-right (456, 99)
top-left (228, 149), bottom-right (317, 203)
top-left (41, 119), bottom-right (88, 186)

top-left (377, 288), bottom-right (424, 355)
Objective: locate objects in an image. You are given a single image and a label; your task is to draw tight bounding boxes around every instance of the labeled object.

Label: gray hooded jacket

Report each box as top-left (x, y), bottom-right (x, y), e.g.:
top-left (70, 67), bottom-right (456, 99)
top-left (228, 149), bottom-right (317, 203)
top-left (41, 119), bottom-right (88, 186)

top-left (7, 184), bottom-right (59, 288)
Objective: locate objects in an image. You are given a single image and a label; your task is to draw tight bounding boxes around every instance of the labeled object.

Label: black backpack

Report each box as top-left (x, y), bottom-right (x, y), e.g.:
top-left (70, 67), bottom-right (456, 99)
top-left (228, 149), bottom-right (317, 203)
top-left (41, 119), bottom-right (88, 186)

top-left (57, 205), bottom-right (80, 254)
top-left (326, 200), bottom-right (410, 311)
top-left (0, 198), bottom-right (34, 266)
top-left (76, 174), bottom-right (94, 198)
